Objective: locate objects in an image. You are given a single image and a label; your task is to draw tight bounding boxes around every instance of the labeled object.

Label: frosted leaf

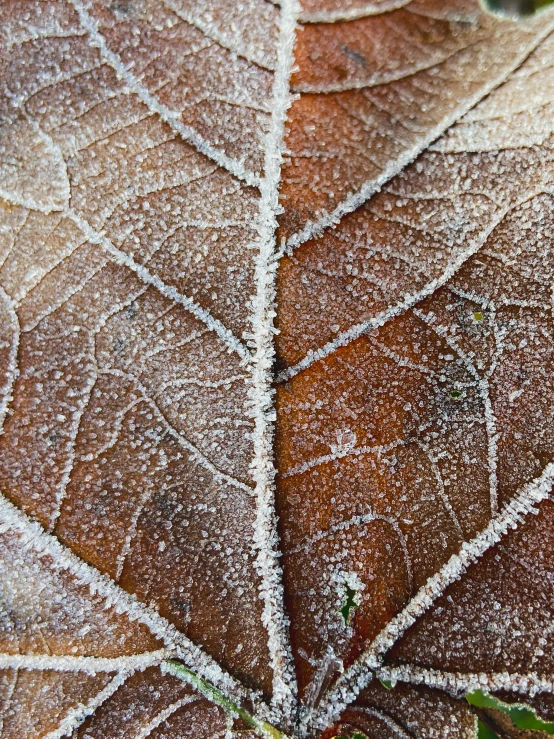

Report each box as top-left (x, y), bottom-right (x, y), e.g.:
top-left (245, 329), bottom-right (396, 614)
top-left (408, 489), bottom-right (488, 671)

top-left (0, 526), bottom-right (161, 656)
top-left (388, 496), bottom-right (554, 678)
top-left (276, 30), bottom-right (554, 369)
top-left (74, 667), bottom-right (254, 739)
top-left (279, 0), bottom-right (553, 242)
top-left (0, 0), bottom-right (274, 705)
top-left (1, 0), bottom-right (554, 736)
top-left (323, 680), bottom-right (476, 739)
top-left (433, 32), bottom-right (554, 153)
top-left (276, 211), bottom-right (554, 699)
top-left (0, 669), bottom-right (116, 739)
top-left (78, 0), bottom-right (276, 175)
top-left (0, 115), bottom-right (69, 214)
top-left (161, 0), bottom-right (279, 70)
top-left (0, 526), bottom-right (166, 739)
top-left (0, 263), bottom-right (273, 692)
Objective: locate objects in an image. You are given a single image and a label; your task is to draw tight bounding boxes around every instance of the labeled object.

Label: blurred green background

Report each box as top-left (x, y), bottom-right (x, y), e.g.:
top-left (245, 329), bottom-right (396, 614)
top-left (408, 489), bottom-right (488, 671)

top-left (485, 0), bottom-right (554, 14)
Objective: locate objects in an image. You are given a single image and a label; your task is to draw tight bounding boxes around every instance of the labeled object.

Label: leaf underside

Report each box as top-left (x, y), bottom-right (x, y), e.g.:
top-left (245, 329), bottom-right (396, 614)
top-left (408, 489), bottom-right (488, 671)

top-left (1, 1), bottom-right (554, 738)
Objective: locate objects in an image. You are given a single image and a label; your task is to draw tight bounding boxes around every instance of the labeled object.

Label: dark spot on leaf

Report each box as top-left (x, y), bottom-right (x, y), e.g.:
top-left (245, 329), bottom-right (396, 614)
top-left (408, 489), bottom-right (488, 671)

top-left (339, 45), bottom-right (366, 68)
top-left (169, 595), bottom-right (191, 614)
top-left (124, 302), bottom-right (137, 320)
top-left (110, 1), bottom-right (133, 16)
top-left (47, 431), bottom-right (60, 446)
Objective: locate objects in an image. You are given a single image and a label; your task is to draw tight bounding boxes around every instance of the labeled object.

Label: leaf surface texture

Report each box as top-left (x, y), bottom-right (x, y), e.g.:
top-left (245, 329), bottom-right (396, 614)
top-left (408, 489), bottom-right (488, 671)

top-left (1, 1), bottom-right (554, 737)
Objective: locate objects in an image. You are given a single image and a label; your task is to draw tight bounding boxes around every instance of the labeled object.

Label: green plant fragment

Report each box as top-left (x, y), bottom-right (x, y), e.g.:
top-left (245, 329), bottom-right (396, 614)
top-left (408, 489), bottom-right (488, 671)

top-left (466, 690), bottom-right (554, 734)
top-left (483, 0), bottom-right (554, 14)
top-left (477, 719), bottom-right (499, 739)
top-left (340, 584), bottom-right (359, 625)
top-left (162, 660), bottom-right (287, 739)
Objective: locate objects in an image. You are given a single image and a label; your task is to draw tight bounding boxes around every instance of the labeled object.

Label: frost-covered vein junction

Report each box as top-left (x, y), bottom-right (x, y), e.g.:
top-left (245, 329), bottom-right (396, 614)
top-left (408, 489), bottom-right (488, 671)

top-left (277, 187), bottom-right (554, 383)
top-left (161, 0), bottom-right (276, 72)
top-left (97, 367), bottom-right (253, 495)
top-left (40, 671), bottom-right (135, 739)
top-left (68, 0), bottom-right (261, 188)
top-left (45, 277), bottom-right (252, 535)
top-left (66, 207), bottom-right (252, 364)
top-left (412, 306), bottom-right (499, 516)
top-left (283, 21), bottom-right (554, 254)
top-left (132, 694), bottom-right (200, 739)
top-left (0, 494), bottom-right (267, 718)
top-left (246, 0), bottom-right (299, 720)
top-left (312, 464), bottom-right (554, 732)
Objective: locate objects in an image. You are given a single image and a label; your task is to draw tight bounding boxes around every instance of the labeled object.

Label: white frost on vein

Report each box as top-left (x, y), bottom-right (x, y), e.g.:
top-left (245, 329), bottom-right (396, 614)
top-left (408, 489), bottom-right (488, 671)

top-left (67, 0), bottom-right (261, 188)
top-left (0, 494), bottom-right (260, 714)
top-left (0, 651), bottom-right (168, 674)
top-left (42, 670), bottom-right (133, 739)
top-left (0, 287), bottom-right (19, 435)
top-left (245, 0), bottom-right (299, 718)
top-left (133, 694), bottom-right (199, 739)
top-left (298, 0), bottom-right (412, 24)
top-left (66, 207), bottom-right (252, 364)
top-left (377, 664), bottom-right (554, 700)
top-left (284, 20), bottom-right (554, 254)
top-left (313, 464), bottom-right (554, 731)
top-left (345, 706), bottom-right (412, 739)
top-left (412, 306), bottom-right (499, 516)
top-left (277, 187), bottom-right (554, 383)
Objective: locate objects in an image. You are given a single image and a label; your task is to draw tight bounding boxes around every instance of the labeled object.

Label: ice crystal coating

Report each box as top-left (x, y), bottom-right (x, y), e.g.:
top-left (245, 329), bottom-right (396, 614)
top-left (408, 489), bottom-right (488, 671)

top-left (1, 0), bottom-right (554, 737)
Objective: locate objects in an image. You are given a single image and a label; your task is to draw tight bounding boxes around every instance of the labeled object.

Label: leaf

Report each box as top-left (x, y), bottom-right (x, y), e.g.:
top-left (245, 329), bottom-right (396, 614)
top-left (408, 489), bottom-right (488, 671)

top-left (73, 666), bottom-right (260, 739)
top-left (322, 679), bottom-right (477, 738)
top-left (1, 0), bottom-right (554, 738)
top-left (279, 0), bottom-right (553, 243)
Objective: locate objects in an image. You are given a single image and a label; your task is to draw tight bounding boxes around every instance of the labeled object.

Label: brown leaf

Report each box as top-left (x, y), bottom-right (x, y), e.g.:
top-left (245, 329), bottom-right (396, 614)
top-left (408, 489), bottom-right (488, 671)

top-left (279, 0), bottom-right (553, 241)
top-left (0, 0), bottom-right (274, 699)
top-left (1, 0), bottom-right (554, 737)
top-left (322, 680), bottom-right (476, 739)
top-left (387, 496), bottom-right (554, 678)
top-left (275, 28), bottom-right (554, 703)
top-left (0, 526), bottom-right (161, 656)
top-left (277, 30), bottom-right (554, 369)
top-left (74, 667), bottom-right (247, 739)
top-left (0, 669), bottom-right (116, 739)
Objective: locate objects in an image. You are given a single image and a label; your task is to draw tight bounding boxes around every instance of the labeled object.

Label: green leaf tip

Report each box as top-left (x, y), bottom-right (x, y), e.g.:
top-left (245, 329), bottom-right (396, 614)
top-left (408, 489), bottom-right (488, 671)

top-left (466, 689), bottom-right (554, 734)
top-left (162, 660), bottom-right (287, 739)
